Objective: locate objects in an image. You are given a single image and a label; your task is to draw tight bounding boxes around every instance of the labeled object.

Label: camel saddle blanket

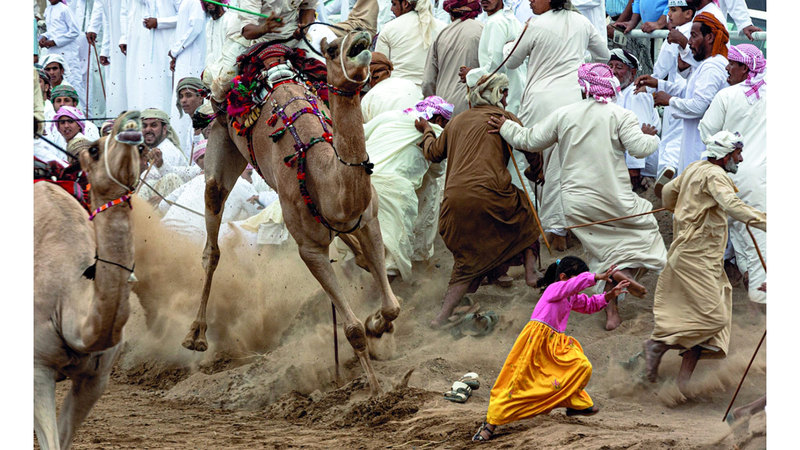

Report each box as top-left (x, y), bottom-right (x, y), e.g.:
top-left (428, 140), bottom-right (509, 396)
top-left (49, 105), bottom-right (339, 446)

top-left (227, 43), bottom-right (329, 136)
top-left (34, 156), bottom-right (90, 211)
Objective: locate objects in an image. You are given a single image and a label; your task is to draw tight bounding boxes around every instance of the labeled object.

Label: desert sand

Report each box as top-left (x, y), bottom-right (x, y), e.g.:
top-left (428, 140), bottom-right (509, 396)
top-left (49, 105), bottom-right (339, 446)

top-left (39, 192), bottom-right (766, 449)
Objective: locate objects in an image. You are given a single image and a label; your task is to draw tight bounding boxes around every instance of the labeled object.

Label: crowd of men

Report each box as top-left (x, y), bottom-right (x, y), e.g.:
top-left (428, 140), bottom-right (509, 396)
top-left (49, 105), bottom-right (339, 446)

top-left (33, 0), bottom-right (767, 396)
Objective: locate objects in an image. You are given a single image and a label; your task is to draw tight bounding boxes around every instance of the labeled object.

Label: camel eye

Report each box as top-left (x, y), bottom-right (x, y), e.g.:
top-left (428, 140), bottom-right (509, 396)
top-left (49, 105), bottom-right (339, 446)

top-left (138, 144), bottom-right (145, 155)
top-left (89, 145), bottom-right (99, 161)
top-left (326, 45), bottom-right (338, 59)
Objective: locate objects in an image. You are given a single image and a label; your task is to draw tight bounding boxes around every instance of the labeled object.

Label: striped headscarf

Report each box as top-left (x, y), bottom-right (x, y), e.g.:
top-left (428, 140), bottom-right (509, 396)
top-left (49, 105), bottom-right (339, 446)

top-left (404, 96), bottom-right (454, 121)
top-left (51, 84), bottom-right (80, 105)
top-left (53, 106), bottom-right (86, 133)
top-left (443, 0), bottom-right (482, 21)
top-left (175, 77), bottom-right (208, 117)
top-left (577, 63), bottom-right (621, 104)
top-left (727, 44), bottom-right (766, 103)
top-left (693, 12), bottom-right (729, 58)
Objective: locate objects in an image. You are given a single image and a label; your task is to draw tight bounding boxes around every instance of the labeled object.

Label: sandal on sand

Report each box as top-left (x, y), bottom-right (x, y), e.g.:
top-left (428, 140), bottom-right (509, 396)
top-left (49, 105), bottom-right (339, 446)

top-left (460, 311), bottom-right (498, 337)
top-left (459, 372), bottom-right (480, 390)
top-left (443, 381), bottom-right (472, 403)
top-left (566, 406), bottom-right (600, 417)
top-left (472, 422), bottom-right (495, 442)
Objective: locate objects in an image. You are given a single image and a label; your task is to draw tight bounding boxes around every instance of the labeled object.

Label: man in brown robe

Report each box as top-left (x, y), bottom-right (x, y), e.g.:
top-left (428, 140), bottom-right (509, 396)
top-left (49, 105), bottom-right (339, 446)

top-left (416, 72), bottom-right (540, 328)
top-left (644, 130), bottom-right (766, 392)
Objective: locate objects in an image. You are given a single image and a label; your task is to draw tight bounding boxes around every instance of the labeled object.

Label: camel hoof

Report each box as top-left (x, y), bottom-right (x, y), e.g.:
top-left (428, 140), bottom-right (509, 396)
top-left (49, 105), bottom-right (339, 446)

top-left (182, 321), bottom-right (208, 352)
top-left (365, 311), bottom-right (395, 339)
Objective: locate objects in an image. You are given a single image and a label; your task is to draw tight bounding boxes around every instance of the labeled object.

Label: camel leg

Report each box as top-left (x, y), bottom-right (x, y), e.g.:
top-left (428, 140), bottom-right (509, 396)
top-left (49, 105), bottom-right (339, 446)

top-left (34, 367), bottom-right (59, 450)
top-left (351, 214), bottom-right (401, 338)
top-left (183, 125), bottom-right (247, 352)
top-left (297, 241), bottom-right (383, 396)
top-left (57, 367), bottom-right (112, 449)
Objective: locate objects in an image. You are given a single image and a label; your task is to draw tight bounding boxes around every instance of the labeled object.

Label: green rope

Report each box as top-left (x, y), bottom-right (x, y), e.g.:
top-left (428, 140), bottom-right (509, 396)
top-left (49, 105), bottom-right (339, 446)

top-left (201, 0), bottom-right (282, 21)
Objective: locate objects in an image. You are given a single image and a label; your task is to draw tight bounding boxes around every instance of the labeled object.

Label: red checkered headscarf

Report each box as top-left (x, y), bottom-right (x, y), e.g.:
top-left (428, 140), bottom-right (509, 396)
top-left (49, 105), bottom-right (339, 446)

top-left (577, 63), bottom-right (621, 104)
top-left (727, 44), bottom-right (766, 103)
top-left (443, 0), bottom-right (482, 21)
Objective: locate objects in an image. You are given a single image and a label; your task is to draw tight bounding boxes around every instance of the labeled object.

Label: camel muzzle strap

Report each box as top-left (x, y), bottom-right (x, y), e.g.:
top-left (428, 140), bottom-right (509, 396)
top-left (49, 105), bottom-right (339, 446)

top-left (82, 253), bottom-right (137, 283)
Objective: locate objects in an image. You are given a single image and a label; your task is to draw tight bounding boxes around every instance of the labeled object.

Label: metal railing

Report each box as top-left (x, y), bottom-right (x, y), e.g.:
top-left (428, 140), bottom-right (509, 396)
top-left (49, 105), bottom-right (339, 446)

top-left (629, 29), bottom-right (766, 41)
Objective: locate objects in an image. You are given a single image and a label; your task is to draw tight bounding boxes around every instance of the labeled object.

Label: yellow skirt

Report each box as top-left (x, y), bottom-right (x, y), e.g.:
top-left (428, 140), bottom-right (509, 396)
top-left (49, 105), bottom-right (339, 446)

top-left (486, 320), bottom-right (593, 425)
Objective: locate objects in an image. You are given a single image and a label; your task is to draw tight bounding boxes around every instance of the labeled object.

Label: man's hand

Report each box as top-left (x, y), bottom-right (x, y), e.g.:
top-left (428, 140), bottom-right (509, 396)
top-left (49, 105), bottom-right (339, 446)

top-left (487, 114), bottom-right (507, 134)
top-left (641, 21), bottom-right (658, 33)
top-left (99, 55), bottom-right (110, 65)
top-left (652, 91), bottom-right (671, 107)
top-left (758, 282), bottom-right (766, 292)
top-left (667, 27), bottom-right (688, 48)
top-left (641, 124), bottom-right (658, 136)
top-left (458, 66), bottom-right (472, 83)
top-left (150, 148), bottom-right (163, 168)
top-left (414, 118), bottom-right (431, 133)
top-left (247, 195), bottom-right (265, 209)
top-left (606, 23), bottom-right (616, 39)
top-left (86, 31), bottom-right (97, 45)
top-left (169, 52), bottom-right (176, 72)
top-left (39, 37), bottom-right (56, 48)
top-left (741, 25), bottom-right (763, 41)
top-left (119, 43), bottom-right (127, 55)
top-left (143, 17), bottom-right (158, 29)
top-left (612, 21), bottom-right (630, 33)
top-left (634, 74), bottom-right (658, 93)
top-left (293, 9), bottom-right (314, 39)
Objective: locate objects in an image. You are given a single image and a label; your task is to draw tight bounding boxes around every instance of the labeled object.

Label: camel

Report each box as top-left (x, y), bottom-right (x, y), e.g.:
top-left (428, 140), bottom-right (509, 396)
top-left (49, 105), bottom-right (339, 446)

top-left (182, 31), bottom-right (400, 395)
top-left (34, 111), bottom-right (143, 449)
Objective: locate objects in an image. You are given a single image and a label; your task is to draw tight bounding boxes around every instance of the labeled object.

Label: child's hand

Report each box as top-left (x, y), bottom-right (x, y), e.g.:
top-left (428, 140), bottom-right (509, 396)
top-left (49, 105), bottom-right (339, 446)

top-left (595, 265), bottom-right (619, 282)
top-left (605, 280), bottom-right (630, 302)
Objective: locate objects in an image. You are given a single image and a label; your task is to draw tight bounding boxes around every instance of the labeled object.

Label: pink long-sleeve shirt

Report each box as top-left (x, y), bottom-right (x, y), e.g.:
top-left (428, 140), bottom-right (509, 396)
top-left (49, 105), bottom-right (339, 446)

top-left (530, 272), bottom-right (608, 333)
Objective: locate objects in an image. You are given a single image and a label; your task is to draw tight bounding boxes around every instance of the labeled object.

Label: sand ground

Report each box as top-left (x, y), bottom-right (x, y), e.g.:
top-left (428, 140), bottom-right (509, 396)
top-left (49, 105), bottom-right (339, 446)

top-left (37, 192), bottom-right (767, 449)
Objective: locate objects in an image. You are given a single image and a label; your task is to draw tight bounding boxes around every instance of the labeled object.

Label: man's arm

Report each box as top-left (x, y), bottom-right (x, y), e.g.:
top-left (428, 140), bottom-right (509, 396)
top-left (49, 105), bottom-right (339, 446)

top-left (707, 171), bottom-right (767, 231)
top-left (86, 0), bottom-right (104, 45)
top-left (587, 20), bottom-right (611, 62)
top-left (698, 90), bottom-right (728, 143)
top-left (497, 110), bottom-right (559, 153)
top-left (50, 7), bottom-right (81, 47)
top-left (421, 38), bottom-right (439, 98)
top-left (668, 65), bottom-right (728, 120)
top-left (169, 5), bottom-right (205, 58)
top-left (724, 0), bottom-right (761, 38)
top-left (618, 109), bottom-right (660, 158)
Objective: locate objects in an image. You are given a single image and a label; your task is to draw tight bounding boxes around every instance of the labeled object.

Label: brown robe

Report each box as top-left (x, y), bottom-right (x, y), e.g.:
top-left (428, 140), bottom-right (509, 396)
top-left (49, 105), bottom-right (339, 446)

top-left (419, 105), bottom-right (539, 284)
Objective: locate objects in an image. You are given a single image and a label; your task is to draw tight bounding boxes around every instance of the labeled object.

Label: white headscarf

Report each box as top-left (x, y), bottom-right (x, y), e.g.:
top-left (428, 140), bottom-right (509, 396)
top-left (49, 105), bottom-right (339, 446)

top-left (466, 70), bottom-right (509, 108)
top-left (701, 130), bottom-right (744, 159)
top-left (409, 0), bottom-right (437, 49)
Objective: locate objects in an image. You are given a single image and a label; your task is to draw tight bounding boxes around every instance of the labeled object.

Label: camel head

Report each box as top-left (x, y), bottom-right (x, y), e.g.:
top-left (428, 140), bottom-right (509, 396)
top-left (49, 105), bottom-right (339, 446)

top-left (79, 110), bottom-right (143, 204)
top-left (321, 30), bottom-right (373, 93)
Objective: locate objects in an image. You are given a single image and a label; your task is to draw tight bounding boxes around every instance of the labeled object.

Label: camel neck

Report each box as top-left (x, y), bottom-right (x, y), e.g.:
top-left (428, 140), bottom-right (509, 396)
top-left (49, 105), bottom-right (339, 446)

top-left (80, 204), bottom-right (134, 353)
top-left (328, 92), bottom-right (367, 161)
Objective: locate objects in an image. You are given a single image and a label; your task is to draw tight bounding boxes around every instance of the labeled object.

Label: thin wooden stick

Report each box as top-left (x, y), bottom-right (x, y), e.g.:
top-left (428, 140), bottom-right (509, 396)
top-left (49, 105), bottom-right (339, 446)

top-left (722, 330), bottom-right (766, 421)
top-left (508, 151), bottom-right (551, 254)
top-left (91, 42), bottom-right (106, 100)
top-left (85, 44), bottom-right (91, 117)
top-left (331, 303), bottom-right (340, 384)
top-left (745, 220), bottom-right (766, 272)
top-left (565, 208), bottom-right (667, 230)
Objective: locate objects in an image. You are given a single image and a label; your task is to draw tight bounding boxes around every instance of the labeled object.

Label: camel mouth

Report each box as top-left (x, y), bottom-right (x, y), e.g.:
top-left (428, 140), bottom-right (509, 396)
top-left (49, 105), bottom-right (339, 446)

top-left (116, 118), bottom-right (143, 145)
top-left (347, 35), bottom-right (371, 59)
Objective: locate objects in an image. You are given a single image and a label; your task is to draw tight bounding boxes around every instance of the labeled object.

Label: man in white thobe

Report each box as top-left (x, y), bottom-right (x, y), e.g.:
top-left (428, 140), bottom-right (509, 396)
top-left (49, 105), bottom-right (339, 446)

top-left (169, 0), bottom-right (208, 158)
top-left (503, 3), bottom-right (609, 250)
top-left (120, 0), bottom-right (178, 113)
top-left (66, 0), bottom-right (105, 118)
top-left (573, 0), bottom-right (608, 37)
top-left (635, 12), bottom-right (728, 175)
top-left (376, 0), bottom-right (446, 88)
top-left (40, 1), bottom-right (84, 106)
top-left (203, 0), bottom-right (238, 84)
top-left (698, 44), bottom-right (767, 305)
top-left (88, 0), bottom-right (127, 117)
top-left (361, 52), bottom-right (424, 123)
top-left (608, 48), bottom-right (660, 191)
top-left (490, 63), bottom-right (666, 331)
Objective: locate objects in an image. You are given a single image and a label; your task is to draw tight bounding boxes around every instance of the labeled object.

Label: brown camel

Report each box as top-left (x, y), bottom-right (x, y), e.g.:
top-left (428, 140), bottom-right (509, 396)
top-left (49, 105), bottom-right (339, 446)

top-left (34, 111), bottom-right (143, 450)
top-left (182, 31), bottom-right (400, 395)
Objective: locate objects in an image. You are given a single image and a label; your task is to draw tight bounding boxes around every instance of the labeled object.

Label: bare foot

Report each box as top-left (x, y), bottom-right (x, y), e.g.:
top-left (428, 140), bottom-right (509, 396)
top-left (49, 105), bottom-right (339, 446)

top-left (643, 339), bottom-right (667, 382)
top-left (547, 233), bottom-right (567, 252)
top-left (605, 298), bottom-right (622, 330)
top-left (611, 271), bottom-right (647, 298)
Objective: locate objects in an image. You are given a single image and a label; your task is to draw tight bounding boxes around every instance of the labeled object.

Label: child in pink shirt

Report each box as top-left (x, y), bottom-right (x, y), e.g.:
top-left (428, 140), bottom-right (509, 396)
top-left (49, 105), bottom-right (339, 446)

top-left (473, 256), bottom-right (630, 442)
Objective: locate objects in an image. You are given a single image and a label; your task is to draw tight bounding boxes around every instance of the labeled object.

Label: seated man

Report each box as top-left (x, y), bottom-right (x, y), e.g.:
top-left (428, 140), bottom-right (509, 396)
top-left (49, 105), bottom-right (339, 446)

top-left (417, 72), bottom-right (541, 328)
top-left (138, 108), bottom-right (200, 204)
top-left (46, 84), bottom-right (100, 151)
top-left (360, 51), bottom-right (423, 123)
top-left (489, 63), bottom-right (666, 331)
top-left (644, 130), bottom-right (766, 393)
top-left (335, 96), bottom-right (452, 280)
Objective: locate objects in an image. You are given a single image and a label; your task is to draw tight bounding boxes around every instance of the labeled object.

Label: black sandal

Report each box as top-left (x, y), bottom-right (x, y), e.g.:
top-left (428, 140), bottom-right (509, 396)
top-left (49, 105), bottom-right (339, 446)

top-left (472, 422), bottom-right (495, 442)
top-left (566, 406), bottom-right (600, 416)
